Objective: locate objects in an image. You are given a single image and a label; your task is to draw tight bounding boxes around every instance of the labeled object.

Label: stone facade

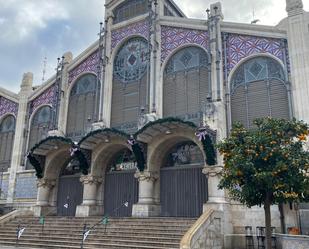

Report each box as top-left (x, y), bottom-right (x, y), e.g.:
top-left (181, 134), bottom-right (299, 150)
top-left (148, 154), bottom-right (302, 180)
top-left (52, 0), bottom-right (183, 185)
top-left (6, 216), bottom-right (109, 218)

top-left (0, 0), bottom-right (309, 246)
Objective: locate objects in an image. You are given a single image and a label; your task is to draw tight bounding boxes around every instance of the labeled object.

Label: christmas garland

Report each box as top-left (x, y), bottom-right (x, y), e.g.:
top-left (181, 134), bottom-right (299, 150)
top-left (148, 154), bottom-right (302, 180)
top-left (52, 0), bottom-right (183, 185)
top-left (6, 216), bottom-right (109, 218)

top-left (201, 134), bottom-right (216, 166)
top-left (128, 137), bottom-right (146, 172)
top-left (30, 136), bottom-right (74, 153)
top-left (79, 128), bottom-right (129, 145)
top-left (27, 153), bottom-right (43, 178)
top-left (28, 136), bottom-right (74, 178)
top-left (134, 117), bottom-right (197, 137)
top-left (70, 145), bottom-right (89, 175)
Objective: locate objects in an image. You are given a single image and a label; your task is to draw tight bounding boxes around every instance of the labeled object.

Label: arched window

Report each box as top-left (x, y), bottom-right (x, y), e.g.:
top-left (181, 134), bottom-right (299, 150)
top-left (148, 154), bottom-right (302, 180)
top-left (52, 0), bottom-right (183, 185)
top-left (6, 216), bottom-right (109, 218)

top-left (0, 115), bottom-right (16, 172)
top-left (113, 0), bottom-right (148, 24)
top-left (163, 46), bottom-right (209, 123)
top-left (111, 37), bottom-right (148, 132)
top-left (27, 106), bottom-right (53, 170)
top-left (230, 57), bottom-right (289, 128)
top-left (66, 74), bottom-right (96, 139)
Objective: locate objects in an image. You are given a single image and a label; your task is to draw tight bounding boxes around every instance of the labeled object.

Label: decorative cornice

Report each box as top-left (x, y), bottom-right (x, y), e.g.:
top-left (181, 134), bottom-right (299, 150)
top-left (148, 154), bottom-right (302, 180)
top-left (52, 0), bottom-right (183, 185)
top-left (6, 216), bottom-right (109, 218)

top-left (37, 178), bottom-right (56, 189)
top-left (80, 175), bottom-right (103, 185)
top-left (202, 166), bottom-right (223, 177)
top-left (134, 171), bottom-right (159, 182)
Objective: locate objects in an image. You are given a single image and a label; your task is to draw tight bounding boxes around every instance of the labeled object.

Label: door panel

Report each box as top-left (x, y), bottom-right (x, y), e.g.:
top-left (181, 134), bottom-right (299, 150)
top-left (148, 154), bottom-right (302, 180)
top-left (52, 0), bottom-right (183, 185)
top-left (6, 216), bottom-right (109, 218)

top-left (57, 175), bottom-right (83, 216)
top-left (160, 166), bottom-right (208, 217)
top-left (104, 171), bottom-right (138, 217)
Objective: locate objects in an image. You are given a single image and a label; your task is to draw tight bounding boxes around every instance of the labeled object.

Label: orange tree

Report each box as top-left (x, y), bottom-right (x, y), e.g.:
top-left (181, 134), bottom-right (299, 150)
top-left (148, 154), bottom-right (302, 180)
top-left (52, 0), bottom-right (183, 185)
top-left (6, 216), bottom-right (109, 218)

top-left (217, 118), bottom-right (309, 249)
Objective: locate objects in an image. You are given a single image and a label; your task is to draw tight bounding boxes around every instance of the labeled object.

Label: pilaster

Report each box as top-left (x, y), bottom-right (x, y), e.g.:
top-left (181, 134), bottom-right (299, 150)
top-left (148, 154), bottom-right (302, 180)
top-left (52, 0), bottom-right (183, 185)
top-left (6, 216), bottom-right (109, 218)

top-left (285, 0), bottom-right (309, 122)
top-left (7, 73), bottom-right (33, 204)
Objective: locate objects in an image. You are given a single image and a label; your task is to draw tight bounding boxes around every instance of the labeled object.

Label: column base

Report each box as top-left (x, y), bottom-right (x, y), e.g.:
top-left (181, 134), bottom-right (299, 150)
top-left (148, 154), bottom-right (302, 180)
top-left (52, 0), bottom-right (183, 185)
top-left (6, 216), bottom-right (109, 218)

top-left (32, 205), bottom-right (57, 217)
top-left (76, 205), bottom-right (103, 217)
top-left (132, 203), bottom-right (161, 217)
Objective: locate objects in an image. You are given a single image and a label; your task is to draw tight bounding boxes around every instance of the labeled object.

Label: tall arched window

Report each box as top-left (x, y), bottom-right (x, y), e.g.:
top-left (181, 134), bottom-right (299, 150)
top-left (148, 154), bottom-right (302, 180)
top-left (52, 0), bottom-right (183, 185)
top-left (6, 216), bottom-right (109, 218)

top-left (113, 0), bottom-right (148, 24)
top-left (66, 74), bottom-right (96, 139)
top-left (230, 57), bottom-right (289, 128)
top-left (111, 37), bottom-right (148, 132)
top-left (0, 115), bottom-right (16, 172)
top-left (163, 46), bottom-right (209, 124)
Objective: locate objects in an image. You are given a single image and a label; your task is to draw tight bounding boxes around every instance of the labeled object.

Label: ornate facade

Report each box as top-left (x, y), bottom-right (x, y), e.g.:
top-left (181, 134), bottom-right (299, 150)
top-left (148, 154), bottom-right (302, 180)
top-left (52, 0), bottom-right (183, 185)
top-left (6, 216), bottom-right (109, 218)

top-left (1, 0), bottom-right (309, 239)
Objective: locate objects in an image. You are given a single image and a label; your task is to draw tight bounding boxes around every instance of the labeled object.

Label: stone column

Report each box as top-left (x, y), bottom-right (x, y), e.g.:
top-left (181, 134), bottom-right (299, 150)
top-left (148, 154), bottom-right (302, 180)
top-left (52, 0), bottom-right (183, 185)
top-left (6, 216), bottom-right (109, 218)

top-left (132, 171), bottom-right (161, 217)
top-left (7, 73), bottom-right (33, 204)
top-left (33, 178), bottom-right (56, 217)
top-left (76, 175), bottom-right (103, 217)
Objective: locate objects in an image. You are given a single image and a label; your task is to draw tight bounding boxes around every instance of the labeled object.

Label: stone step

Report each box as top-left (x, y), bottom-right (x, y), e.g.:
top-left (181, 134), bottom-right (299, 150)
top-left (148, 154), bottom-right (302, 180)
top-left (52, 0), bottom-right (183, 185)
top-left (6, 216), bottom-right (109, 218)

top-left (0, 216), bottom-right (194, 249)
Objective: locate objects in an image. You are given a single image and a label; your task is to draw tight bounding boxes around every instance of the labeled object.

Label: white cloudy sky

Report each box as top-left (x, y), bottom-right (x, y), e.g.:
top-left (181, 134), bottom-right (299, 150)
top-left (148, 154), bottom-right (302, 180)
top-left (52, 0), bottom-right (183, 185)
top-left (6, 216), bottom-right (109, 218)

top-left (0, 0), bottom-right (308, 93)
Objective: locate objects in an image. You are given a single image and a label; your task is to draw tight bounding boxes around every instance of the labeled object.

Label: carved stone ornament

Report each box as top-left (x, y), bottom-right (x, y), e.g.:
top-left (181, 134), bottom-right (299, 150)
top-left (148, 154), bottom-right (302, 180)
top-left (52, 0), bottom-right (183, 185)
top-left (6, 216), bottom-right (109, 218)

top-left (134, 171), bottom-right (159, 182)
top-left (202, 166), bottom-right (223, 177)
top-left (80, 175), bottom-right (103, 185)
top-left (37, 178), bottom-right (56, 189)
top-left (138, 113), bottom-right (157, 130)
top-left (286, 0), bottom-right (303, 12)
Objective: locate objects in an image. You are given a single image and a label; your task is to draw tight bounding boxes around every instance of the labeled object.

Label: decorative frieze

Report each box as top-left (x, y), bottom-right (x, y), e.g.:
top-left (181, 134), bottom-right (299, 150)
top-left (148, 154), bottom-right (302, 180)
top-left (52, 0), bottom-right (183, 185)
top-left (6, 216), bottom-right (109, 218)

top-left (29, 84), bottom-right (56, 115)
top-left (161, 26), bottom-right (209, 62)
top-left (68, 51), bottom-right (100, 86)
top-left (111, 20), bottom-right (149, 49)
top-left (224, 33), bottom-right (286, 77)
top-left (0, 96), bottom-right (18, 117)
top-left (202, 165), bottom-right (223, 177)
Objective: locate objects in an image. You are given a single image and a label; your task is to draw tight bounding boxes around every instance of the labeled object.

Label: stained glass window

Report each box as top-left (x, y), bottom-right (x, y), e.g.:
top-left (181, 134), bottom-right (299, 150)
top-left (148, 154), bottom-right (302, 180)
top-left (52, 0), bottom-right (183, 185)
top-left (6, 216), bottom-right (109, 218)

top-left (231, 57), bottom-right (285, 91)
top-left (114, 37), bottom-right (149, 83)
top-left (165, 47), bottom-right (208, 75)
top-left (0, 115), bottom-right (15, 132)
top-left (70, 74), bottom-right (96, 96)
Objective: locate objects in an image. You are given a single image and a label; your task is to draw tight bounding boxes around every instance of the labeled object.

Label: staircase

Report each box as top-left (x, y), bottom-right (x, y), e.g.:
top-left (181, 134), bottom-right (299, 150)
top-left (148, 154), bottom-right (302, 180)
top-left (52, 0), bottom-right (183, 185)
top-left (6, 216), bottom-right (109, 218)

top-left (0, 216), bottom-right (195, 249)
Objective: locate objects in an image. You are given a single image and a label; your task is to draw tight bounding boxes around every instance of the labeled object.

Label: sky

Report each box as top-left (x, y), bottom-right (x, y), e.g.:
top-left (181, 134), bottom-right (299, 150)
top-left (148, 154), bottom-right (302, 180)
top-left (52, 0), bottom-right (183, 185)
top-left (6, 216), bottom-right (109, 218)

top-left (0, 0), bottom-right (308, 93)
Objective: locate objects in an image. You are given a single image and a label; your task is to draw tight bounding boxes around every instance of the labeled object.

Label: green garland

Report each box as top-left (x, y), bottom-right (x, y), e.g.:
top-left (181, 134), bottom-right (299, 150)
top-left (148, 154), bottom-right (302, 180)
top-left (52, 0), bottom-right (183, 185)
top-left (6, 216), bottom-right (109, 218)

top-left (79, 128), bottom-right (129, 145)
top-left (27, 153), bottom-right (43, 178)
top-left (30, 136), bottom-right (74, 153)
top-left (71, 147), bottom-right (89, 175)
top-left (201, 134), bottom-right (216, 166)
top-left (131, 143), bottom-right (146, 172)
top-left (134, 117), bottom-right (197, 137)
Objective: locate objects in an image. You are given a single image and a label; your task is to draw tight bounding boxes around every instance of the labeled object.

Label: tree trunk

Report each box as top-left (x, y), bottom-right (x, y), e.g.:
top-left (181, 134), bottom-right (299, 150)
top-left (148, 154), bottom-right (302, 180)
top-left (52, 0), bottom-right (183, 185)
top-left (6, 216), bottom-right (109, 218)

top-left (278, 203), bottom-right (286, 234)
top-left (264, 195), bottom-right (272, 249)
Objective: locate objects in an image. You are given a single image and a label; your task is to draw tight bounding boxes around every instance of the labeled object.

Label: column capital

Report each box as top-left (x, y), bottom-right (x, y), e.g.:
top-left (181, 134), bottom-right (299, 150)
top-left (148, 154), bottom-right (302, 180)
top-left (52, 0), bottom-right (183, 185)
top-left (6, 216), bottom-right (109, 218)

top-left (135, 171), bottom-right (159, 182)
top-left (80, 175), bottom-right (103, 185)
top-left (37, 178), bottom-right (56, 189)
top-left (202, 165), bottom-right (223, 177)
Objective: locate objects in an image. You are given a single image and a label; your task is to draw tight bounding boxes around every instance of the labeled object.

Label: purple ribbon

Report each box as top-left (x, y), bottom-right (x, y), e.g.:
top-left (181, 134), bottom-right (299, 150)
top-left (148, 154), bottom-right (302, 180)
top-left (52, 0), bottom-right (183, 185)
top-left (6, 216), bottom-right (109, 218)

top-left (70, 147), bottom-right (78, 157)
top-left (195, 130), bottom-right (208, 141)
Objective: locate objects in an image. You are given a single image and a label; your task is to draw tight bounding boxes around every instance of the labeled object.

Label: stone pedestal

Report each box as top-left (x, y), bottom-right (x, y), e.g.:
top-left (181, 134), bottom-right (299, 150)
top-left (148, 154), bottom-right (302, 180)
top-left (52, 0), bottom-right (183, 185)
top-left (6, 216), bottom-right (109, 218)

top-left (132, 171), bottom-right (161, 217)
top-left (76, 175), bottom-right (103, 217)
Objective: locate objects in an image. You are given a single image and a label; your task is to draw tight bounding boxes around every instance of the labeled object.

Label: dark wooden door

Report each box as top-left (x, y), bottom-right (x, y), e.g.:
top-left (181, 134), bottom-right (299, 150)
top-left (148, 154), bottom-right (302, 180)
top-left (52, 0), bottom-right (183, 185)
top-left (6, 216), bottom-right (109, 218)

top-left (57, 175), bottom-right (83, 216)
top-left (160, 165), bottom-right (208, 217)
top-left (104, 170), bottom-right (138, 217)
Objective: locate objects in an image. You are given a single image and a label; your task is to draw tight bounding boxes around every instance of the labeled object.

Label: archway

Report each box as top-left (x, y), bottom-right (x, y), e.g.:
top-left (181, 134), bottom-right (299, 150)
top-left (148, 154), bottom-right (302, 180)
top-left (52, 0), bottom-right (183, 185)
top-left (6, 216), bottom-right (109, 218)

top-left (160, 141), bottom-right (207, 217)
top-left (56, 158), bottom-right (83, 216)
top-left (80, 129), bottom-right (139, 217)
top-left (136, 118), bottom-right (212, 218)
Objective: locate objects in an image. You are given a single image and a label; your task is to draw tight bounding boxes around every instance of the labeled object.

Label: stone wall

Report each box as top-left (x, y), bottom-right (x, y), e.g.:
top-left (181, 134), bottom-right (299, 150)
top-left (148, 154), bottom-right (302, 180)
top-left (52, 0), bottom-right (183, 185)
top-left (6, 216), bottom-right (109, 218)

top-left (14, 172), bottom-right (37, 199)
top-left (277, 234), bottom-right (309, 249)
